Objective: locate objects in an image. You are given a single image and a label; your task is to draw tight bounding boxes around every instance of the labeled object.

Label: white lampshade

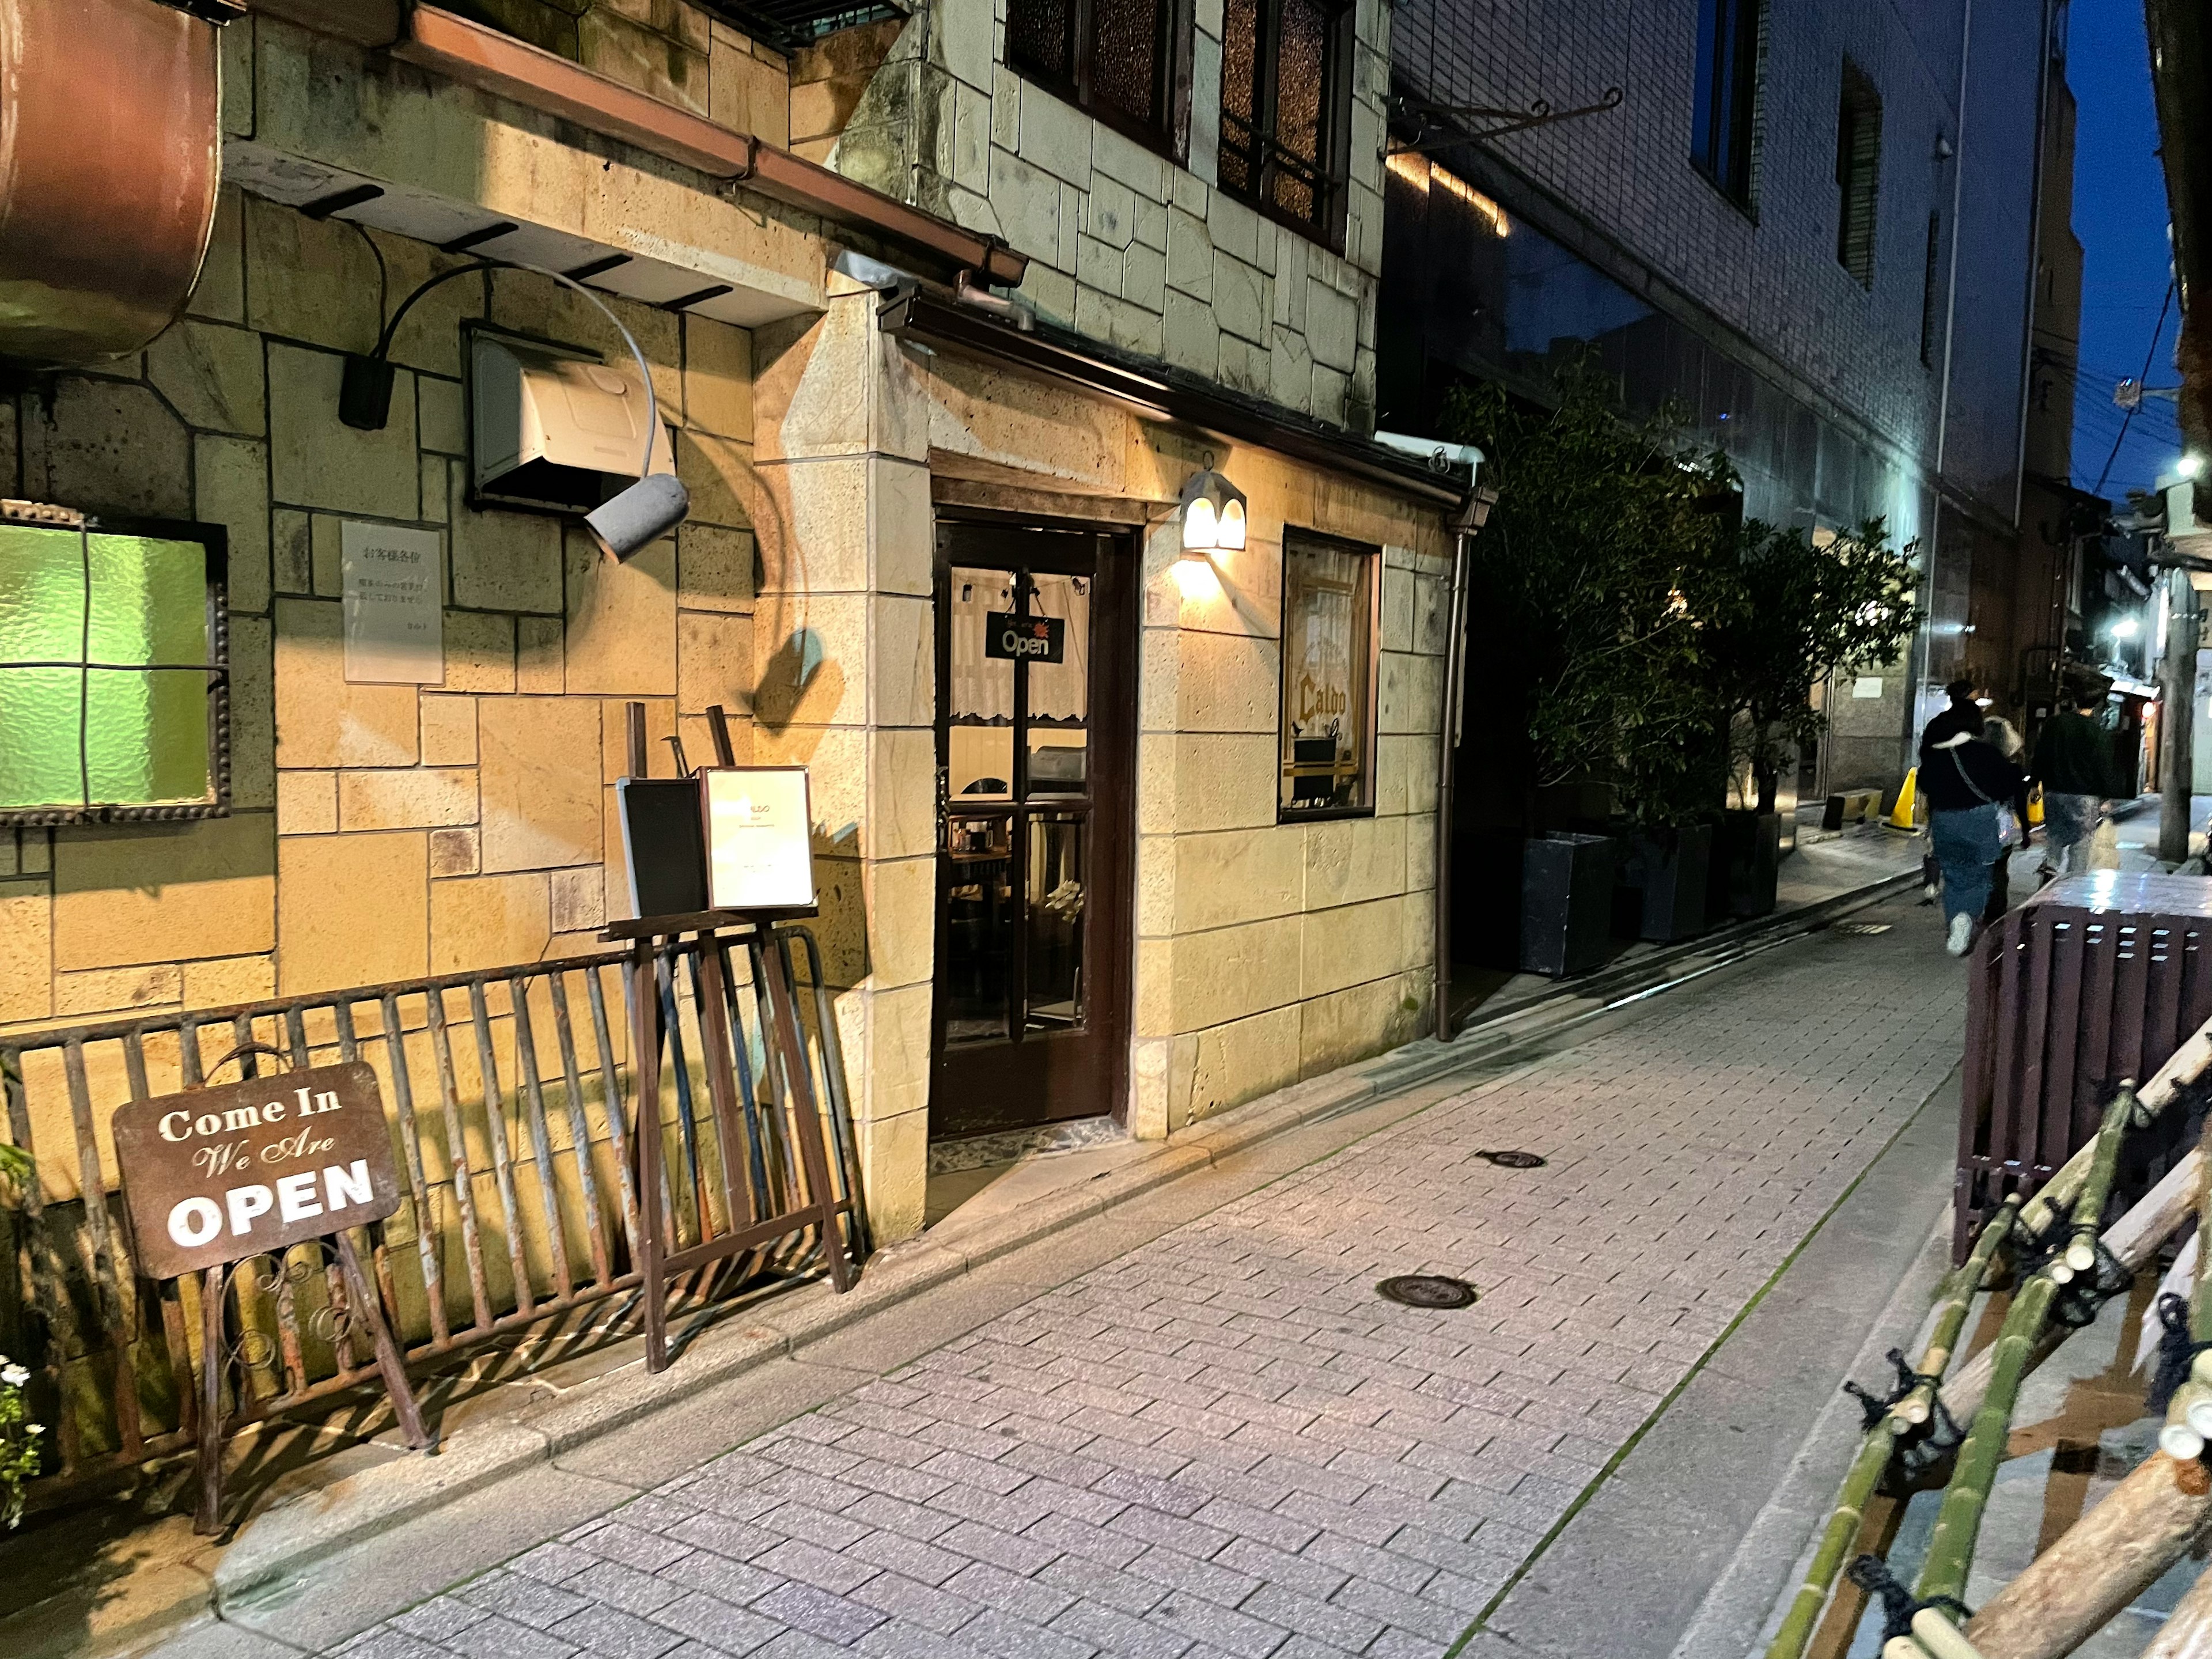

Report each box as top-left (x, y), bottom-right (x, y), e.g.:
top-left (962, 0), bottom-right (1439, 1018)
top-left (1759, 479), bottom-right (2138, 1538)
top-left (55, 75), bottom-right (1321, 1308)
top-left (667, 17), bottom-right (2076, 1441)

top-left (1179, 467), bottom-right (1247, 555)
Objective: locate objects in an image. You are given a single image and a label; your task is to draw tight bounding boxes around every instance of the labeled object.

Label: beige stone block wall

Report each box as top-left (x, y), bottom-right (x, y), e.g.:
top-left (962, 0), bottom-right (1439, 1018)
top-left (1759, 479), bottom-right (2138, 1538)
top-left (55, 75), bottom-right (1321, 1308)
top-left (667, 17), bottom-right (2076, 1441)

top-left (751, 291), bottom-right (937, 1244)
top-left (812, 0), bottom-right (1390, 429)
top-left (892, 341), bottom-right (1450, 1145)
top-left (1, 200), bottom-right (764, 1198)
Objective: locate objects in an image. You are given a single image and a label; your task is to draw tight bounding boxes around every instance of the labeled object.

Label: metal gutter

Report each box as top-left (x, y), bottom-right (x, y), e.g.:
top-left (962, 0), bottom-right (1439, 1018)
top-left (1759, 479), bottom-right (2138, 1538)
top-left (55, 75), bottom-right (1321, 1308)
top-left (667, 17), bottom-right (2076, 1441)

top-left (878, 286), bottom-right (1468, 507)
top-left (300, 3), bottom-right (1028, 286)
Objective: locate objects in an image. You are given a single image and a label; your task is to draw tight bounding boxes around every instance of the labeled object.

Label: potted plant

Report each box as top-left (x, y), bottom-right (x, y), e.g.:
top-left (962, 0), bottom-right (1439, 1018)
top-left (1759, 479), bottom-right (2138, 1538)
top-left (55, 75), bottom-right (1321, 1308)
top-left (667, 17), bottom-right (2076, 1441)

top-left (1446, 366), bottom-right (1737, 971)
top-left (1699, 518), bottom-right (1922, 918)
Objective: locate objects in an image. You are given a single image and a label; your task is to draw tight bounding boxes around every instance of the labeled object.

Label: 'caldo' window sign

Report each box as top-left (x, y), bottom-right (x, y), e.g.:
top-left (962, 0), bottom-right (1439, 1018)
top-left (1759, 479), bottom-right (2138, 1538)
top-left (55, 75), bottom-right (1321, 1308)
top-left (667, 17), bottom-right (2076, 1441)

top-left (112, 1062), bottom-right (403, 1281)
top-left (703, 766), bottom-right (817, 914)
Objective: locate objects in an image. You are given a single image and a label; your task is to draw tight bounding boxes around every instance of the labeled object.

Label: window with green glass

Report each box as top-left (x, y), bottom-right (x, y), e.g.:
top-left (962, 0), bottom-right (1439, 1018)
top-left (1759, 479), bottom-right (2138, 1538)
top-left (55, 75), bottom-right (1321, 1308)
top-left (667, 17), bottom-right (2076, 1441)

top-left (0, 515), bottom-right (228, 823)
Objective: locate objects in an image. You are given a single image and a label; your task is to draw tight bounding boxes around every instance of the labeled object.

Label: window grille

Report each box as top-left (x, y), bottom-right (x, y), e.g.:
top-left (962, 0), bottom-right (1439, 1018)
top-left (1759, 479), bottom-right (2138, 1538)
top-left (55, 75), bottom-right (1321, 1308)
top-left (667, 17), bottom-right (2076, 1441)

top-left (1218, 0), bottom-right (1354, 245)
top-left (1835, 61), bottom-right (1882, 287)
top-left (1007, 0), bottom-right (1186, 151)
top-left (1691, 0), bottom-right (1762, 206)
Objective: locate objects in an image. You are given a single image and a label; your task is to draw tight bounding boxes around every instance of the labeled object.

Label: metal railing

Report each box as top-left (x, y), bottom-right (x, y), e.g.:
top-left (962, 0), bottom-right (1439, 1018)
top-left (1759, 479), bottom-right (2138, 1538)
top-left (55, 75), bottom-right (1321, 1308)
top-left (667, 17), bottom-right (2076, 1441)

top-left (0, 924), bottom-right (867, 1508)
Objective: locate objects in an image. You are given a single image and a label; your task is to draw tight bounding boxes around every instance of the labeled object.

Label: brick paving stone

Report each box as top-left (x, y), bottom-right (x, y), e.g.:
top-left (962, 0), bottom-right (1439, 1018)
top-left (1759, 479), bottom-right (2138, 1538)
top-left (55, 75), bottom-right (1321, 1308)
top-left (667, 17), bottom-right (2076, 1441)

top-left (317, 915), bottom-right (1959, 1659)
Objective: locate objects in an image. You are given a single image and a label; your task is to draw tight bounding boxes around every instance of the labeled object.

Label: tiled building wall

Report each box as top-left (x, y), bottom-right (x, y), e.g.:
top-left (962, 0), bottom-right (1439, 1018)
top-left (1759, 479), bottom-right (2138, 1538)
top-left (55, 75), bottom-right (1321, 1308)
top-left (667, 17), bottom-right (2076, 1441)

top-left (820, 0), bottom-right (1392, 429)
top-left (1388, 0), bottom-right (1983, 476)
top-left (0, 187), bottom-right (758, 1086)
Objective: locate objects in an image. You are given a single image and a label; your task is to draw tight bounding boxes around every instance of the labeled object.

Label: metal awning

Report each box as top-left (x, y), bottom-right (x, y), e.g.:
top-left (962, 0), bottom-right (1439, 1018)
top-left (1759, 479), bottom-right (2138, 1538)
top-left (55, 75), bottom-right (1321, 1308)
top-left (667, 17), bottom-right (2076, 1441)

top-left (878, 286), bottom-right (1471, 508)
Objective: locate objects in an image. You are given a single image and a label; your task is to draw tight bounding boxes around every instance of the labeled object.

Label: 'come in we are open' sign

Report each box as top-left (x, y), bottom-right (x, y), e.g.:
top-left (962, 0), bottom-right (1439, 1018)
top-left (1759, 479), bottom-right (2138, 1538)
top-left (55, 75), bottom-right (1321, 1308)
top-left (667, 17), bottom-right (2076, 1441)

top-left (112, 1062), bottom-right (403, 1281)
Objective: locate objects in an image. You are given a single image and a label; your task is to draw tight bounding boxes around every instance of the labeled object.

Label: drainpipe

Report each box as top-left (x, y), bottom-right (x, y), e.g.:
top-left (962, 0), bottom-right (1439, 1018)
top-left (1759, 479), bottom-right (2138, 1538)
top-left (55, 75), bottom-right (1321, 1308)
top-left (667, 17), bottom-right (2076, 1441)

top-left (1433, 485), bottom-right (1497, 1043)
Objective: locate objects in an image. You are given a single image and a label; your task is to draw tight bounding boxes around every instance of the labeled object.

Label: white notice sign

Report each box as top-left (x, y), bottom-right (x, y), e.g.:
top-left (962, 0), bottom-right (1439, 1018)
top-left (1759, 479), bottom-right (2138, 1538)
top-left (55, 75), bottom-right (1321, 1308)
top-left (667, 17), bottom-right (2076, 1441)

top-left (704, 767), bottom-right (817, 913)
top-left (1851, 676), bottom-right (1884, 700)
top-left (342, 521), bottom-right (444, 684)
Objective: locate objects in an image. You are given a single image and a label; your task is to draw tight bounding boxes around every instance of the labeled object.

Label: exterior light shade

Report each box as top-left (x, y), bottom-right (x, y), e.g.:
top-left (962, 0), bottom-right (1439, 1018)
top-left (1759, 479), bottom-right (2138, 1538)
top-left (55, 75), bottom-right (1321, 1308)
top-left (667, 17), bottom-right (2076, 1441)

top-left (1179, 467), bottom-right (1247, 554)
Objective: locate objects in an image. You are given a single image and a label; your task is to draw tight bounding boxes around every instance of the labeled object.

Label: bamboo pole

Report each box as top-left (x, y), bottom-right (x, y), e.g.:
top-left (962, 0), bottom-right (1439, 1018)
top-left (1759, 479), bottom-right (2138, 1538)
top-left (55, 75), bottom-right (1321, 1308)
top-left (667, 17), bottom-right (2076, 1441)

top-left (1914, 1094), bottom-right (2133, 1645)
top-left (2143, 1559), bottom-right (2212, 1659)
top-left (1941, 1149), bottom-right (2205, 1426)
top-left (1765, 1200), bottom-right (2023, 1659)
top-left (1961, 1453), bottom-right (2212, 1659)
top-left (2015, 1016), bottom-right (2212, 1245)
top-left (1914, 1268), bottom-right (2062, 1607)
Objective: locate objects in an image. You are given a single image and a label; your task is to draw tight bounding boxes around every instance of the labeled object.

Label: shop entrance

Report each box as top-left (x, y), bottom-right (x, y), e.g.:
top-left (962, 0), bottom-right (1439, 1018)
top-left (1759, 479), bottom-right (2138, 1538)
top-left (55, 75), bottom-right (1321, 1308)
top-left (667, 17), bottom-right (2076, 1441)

top-left (929, 520), bottom-right (1135, 1139)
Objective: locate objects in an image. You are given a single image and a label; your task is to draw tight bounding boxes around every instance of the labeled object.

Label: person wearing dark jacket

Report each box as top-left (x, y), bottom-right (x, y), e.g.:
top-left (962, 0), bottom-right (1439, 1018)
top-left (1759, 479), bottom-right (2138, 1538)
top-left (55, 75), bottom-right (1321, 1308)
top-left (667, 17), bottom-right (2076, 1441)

top-left (1920, 715), bottom-right (2027, 956)
top-left (2031, 684), bottom-right (2113, 876)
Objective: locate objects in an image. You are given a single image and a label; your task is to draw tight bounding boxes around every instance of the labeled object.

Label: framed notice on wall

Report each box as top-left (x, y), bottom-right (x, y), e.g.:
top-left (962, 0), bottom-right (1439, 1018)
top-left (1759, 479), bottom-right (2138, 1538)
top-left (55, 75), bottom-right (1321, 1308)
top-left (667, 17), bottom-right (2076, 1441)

top-left (342, 520), bottom-right (444, 684)
top-left (703, 766), bottom-right (816, 914)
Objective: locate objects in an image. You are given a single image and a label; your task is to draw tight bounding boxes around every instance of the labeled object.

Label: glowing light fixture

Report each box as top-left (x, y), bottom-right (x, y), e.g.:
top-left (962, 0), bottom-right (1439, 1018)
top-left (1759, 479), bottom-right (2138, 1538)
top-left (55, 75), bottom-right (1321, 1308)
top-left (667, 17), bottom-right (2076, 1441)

top-left (1179, 466), bottom-right (1247, 555)
top-left (2180, 453), bottom-right (2206, 480)
top-left (2109, 616), bottom-right (2142, 641)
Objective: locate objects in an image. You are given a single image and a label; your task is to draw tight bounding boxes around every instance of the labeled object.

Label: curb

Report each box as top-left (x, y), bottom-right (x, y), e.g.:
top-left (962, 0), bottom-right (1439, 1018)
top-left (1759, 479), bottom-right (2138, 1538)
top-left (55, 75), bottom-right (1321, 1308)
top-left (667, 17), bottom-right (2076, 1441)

top-left (25, 864), bottom-right (1924, 1650)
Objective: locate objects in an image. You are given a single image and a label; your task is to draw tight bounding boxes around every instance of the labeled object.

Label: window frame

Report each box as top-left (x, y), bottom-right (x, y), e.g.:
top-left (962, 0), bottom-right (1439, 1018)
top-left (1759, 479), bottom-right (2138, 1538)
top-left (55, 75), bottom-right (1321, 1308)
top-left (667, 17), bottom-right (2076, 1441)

top-left (1005, 0), bottom-right (1196, 165)
top-left (1690, 0), bottom-right (1763, 211)
top-left (1276, 530), bottom-right (1382, 824)
top-left (0, 507), bottom-right (232, 829)
top-left (1215, 0), bottom-right (1358, 252)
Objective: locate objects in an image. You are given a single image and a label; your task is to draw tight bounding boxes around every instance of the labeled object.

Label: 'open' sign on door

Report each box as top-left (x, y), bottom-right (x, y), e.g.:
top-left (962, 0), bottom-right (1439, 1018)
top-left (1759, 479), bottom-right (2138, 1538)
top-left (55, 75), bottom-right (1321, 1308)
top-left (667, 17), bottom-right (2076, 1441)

top-left (112, 1062), bottom-right (402, 1280)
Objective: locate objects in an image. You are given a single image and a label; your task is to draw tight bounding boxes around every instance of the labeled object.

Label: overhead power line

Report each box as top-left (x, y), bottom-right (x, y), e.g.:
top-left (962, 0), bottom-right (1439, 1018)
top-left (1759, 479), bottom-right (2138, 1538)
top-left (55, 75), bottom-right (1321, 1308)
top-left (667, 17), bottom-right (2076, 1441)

top-left (2092, 276), bottom-right (2178, 498)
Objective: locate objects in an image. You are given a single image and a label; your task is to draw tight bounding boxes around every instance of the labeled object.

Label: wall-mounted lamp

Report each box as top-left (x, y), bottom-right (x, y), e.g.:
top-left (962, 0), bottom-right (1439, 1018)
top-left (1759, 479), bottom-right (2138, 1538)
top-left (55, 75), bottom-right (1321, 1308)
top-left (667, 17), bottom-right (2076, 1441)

top-left (1179, 465), bottom-right (1247, 556)
top-left (2179, 453), bottom-right (2205, 480)
top-left (2108, 616), bottom-right (2142, 641)
top-left (337, 258), bottom-right (687, 563)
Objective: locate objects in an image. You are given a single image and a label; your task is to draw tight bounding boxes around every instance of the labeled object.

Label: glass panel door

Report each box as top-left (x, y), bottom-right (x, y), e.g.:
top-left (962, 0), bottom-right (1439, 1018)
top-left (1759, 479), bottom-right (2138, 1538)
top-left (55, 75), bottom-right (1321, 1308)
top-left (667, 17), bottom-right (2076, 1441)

top-left (931, 527), bottom-right (1131, 1138)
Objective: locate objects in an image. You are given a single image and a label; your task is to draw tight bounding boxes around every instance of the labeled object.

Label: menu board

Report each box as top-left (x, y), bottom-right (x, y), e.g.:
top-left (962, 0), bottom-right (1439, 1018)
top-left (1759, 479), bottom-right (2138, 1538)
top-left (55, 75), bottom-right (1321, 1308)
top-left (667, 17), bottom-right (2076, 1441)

top-left (703, 767), bottom-right (816, 913)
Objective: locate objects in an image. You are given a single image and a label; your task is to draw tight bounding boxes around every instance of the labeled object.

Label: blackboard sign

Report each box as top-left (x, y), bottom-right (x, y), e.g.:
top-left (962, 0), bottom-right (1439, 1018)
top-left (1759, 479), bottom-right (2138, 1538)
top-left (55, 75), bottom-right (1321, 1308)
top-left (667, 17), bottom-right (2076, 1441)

top-left (984, 612), bottom-right (1063, 662)
top-left (618, 776), bottom-right (710, 918)
top-left (112, 1062), bottom-right (402, 1281)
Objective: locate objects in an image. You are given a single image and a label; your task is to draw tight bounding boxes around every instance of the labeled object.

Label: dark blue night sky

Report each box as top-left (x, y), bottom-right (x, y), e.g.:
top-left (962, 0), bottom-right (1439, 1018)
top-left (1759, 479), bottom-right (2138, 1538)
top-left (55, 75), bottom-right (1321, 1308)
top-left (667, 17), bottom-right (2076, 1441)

top-left (2067, 0), bottom-right (2187, 502)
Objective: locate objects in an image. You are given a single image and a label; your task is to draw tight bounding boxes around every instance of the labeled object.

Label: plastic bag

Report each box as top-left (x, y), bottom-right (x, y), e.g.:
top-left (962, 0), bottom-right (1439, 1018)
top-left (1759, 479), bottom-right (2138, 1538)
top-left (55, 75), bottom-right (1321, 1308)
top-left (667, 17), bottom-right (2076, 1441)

top-left (2088, 817), bottom-right (2122, 871)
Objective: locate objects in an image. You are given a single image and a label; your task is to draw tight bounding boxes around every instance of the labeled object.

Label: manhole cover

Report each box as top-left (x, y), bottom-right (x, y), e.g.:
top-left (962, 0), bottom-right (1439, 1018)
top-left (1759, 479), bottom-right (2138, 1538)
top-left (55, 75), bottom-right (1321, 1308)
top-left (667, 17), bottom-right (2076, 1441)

top-left (1831, 922), bottom-right (1892, 935)
top-left (1377, 1274), bottom-right (1480, 1309)
top-left (1476, 1149), bottom-right (1547, 1168)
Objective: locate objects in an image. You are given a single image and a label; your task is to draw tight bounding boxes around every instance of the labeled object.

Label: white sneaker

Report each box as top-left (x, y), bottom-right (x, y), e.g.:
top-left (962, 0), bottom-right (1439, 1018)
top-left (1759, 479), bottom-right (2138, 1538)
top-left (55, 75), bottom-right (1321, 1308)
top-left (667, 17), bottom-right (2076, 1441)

top-left (1946, 912), bottom-right (1974, 956)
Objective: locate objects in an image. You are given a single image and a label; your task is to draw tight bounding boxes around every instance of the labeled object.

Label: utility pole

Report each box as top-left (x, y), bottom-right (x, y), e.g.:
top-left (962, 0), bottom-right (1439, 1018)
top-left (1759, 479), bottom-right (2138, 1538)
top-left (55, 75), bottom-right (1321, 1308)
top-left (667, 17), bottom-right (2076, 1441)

top-left (2160, 565), bottom-right (2199, 863)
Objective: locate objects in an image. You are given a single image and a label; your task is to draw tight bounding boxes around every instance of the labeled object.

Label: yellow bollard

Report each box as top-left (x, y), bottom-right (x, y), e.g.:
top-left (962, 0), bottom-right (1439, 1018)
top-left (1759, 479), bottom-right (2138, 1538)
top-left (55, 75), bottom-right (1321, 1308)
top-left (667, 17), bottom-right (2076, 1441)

top-left (1887, 768), bottom-right (1919, 829)
top-left (2028, 783), bottom-right (2044, 827)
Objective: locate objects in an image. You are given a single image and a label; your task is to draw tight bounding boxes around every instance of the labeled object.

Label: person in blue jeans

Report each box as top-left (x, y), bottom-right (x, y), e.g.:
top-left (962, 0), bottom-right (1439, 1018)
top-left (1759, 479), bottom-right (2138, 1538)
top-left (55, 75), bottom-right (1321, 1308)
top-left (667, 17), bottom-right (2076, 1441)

top-left (1918, 690), bottom-right (2028, 955)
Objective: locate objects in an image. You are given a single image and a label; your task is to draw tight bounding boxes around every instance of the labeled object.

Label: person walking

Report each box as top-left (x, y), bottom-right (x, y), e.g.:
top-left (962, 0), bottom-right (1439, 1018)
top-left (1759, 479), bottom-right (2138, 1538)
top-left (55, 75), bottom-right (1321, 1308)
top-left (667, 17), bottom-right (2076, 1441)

top-left (1919, 688), bottom-right (2027, 956)
top-left (1980, 714), bottom-right (2031, 923)
top-left (2032, 681), bottom-right (2114, 878)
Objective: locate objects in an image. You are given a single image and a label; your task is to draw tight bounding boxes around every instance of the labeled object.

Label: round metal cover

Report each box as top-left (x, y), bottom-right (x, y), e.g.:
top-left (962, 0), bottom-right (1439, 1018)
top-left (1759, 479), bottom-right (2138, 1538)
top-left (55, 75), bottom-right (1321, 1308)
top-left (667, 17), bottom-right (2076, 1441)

top-left (1377, 1274), bottom-right (1480, 1310)
top-left (1477, 1149), bottom-right (1547, 1169)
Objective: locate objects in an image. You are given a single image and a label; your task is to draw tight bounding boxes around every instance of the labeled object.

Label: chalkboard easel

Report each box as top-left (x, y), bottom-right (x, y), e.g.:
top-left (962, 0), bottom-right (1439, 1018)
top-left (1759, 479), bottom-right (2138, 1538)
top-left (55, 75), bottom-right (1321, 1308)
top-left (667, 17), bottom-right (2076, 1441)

top-left (605, 704), bottom-right (855, 1374)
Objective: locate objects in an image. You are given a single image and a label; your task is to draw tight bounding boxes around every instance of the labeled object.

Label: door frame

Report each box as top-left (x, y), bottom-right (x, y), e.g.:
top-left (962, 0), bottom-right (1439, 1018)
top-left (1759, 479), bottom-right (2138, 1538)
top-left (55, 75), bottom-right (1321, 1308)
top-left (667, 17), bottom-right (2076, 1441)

top-left (927, 509), bottom-right (1139, 1140)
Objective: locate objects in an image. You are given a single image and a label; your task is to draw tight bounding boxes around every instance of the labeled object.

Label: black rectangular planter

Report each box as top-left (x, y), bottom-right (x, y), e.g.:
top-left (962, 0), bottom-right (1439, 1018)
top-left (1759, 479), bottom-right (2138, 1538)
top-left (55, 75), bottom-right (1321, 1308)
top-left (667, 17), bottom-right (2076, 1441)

top-left (1522, 832), bottom-right (1616, 977)
top-left (1710, 809), bottom-right (1781, 919)
top-left (1617, 824), bottom-right (1714, 942)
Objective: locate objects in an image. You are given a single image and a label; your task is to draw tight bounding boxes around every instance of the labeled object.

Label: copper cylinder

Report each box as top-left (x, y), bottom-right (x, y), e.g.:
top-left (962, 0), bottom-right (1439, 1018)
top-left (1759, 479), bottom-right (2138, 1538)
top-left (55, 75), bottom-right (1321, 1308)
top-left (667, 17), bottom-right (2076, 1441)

top-left (0, 0), bottom-right (221, 366)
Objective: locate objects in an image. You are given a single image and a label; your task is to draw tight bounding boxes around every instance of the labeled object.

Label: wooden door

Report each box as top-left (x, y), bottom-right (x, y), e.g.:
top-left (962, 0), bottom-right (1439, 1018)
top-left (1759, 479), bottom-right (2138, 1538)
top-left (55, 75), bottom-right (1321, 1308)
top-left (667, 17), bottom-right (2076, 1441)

top-left (929, 520), bottom-right (1135, 1139)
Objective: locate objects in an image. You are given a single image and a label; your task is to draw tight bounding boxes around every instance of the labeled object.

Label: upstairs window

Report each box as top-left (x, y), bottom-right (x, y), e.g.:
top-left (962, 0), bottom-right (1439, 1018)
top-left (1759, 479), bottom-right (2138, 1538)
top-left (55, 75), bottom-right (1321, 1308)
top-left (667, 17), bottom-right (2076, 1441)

top-left (1920, 211), bottom-right (1943, 365)
top-left (1691, 0), bottom-right (1761, 205)
top-left (1835, 62), bottom-right (1882, 286)
top-left (1218, 0), bottom-right (1355, 246)
top-left (1007, 0), bottom-right (1188, 154)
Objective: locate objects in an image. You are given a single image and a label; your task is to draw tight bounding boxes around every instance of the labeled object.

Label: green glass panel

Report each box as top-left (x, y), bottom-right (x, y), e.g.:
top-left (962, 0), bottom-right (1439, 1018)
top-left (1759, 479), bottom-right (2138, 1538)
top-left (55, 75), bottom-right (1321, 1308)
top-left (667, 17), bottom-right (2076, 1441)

top-left (87, 535), bottom-right (209, 666)
top-left (0, 524), bottom-right (88, 663)
top-left (86, 669), bottom-right (210, 804)
top-left (0, 666), bottom-right (86, 808)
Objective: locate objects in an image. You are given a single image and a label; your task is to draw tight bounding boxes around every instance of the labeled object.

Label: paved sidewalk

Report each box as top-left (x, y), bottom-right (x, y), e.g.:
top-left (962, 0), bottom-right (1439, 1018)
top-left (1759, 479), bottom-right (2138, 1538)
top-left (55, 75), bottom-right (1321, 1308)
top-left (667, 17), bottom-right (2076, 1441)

top-left (179, 899), bottom-right (1967, 1659)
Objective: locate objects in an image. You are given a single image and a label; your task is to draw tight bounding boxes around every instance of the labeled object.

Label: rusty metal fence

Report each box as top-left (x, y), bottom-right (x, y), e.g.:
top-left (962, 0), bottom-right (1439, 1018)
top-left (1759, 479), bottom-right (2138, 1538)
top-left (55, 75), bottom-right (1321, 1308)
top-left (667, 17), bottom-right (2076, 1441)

top-left (0, 923), bottom-right (868, 1510)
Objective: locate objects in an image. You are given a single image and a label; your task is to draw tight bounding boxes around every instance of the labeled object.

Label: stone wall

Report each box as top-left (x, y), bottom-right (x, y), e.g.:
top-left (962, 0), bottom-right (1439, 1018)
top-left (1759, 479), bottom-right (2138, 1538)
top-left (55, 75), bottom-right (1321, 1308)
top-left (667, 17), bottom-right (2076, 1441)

top-left (816, 0), bottom-right (1391, 430)
top-left (0, 187), bottom-right (757, 1057)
